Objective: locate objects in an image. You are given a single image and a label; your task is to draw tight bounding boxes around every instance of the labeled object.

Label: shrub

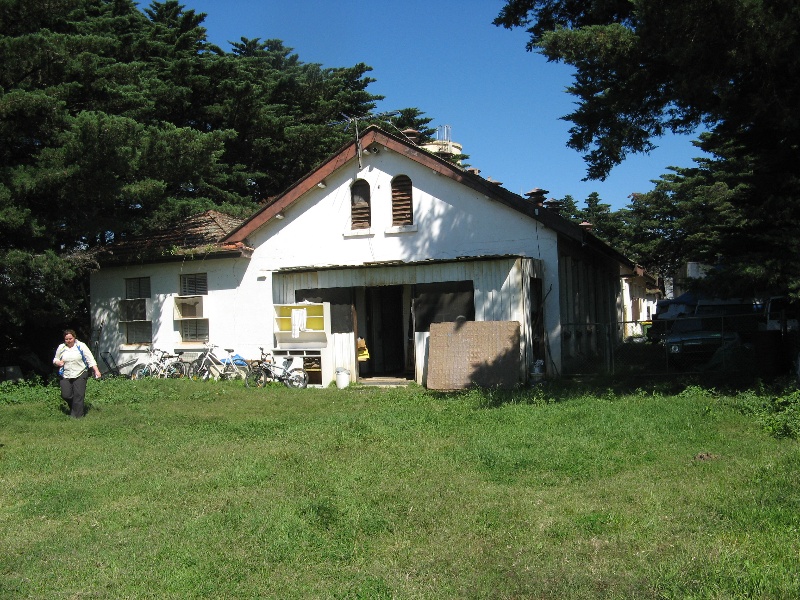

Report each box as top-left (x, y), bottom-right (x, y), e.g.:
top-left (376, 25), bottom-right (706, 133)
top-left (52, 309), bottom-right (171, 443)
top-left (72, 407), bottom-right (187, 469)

top-left (0, 376), bottom-right (56, 405)
top-left (726, 387), bottom-right (800, 439)
top-left (756, 389), bottom-right (800, 439)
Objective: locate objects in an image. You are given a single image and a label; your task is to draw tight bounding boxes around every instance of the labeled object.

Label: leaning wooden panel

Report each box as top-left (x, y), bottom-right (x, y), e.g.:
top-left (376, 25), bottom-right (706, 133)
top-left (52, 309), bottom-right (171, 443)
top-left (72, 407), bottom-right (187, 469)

top-left (427, 321), bottom-right (520, 390)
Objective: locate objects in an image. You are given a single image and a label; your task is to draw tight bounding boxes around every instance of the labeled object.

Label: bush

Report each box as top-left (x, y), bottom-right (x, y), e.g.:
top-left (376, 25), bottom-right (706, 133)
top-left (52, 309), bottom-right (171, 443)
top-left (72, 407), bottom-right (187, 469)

top-left (728, 387), bottom-right (800, 439)
top-left (0, 376), bottom-right (56, 405)
top-left (756, 389), bottom-right (800, 439)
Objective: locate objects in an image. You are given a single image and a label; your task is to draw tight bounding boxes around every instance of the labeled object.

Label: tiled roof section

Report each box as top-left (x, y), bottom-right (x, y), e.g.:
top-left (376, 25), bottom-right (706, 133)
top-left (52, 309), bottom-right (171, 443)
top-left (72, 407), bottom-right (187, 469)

top-left (101, 210), bottom-right (252, 264)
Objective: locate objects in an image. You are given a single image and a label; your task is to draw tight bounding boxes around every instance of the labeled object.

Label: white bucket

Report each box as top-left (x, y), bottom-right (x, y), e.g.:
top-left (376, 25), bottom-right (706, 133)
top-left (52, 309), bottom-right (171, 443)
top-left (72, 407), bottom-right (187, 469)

top-left (530, 360), bottom-right (545, 385)
top-left (335, 368), bottom-right (350, 389)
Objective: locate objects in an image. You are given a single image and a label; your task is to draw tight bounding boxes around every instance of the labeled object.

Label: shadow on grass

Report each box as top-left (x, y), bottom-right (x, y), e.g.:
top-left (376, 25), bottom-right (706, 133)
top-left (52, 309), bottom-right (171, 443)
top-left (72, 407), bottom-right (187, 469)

top-left (427, 367), bottom-right (800, 410)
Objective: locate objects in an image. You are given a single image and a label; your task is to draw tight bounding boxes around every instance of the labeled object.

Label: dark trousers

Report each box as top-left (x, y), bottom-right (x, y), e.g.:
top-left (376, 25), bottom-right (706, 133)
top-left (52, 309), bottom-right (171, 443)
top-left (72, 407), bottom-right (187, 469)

top-left (60, 373), bottom-right (89, 418)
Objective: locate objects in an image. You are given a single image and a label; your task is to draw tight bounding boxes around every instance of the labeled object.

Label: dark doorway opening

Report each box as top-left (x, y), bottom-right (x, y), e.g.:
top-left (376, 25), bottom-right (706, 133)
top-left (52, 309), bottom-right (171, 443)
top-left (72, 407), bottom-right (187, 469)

top-left (363, 285), bottom-right (406, 376)
top-left (530, 277), bottom-right (546, 363)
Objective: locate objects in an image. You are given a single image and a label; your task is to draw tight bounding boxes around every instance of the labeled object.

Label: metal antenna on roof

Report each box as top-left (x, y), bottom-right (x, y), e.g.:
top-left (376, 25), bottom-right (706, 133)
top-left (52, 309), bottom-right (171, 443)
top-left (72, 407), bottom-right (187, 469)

top-left (328, 110), bottom-right (401, 169)
top-left (355, 116), bottom-right (362, 168)
top-left (327, 110), bottom-right (401, 129)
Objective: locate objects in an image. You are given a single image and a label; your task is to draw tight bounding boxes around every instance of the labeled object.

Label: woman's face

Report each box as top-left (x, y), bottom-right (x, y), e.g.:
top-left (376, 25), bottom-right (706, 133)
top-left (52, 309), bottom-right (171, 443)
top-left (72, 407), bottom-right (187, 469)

top-left (64, 333), bottom-right (76, 347)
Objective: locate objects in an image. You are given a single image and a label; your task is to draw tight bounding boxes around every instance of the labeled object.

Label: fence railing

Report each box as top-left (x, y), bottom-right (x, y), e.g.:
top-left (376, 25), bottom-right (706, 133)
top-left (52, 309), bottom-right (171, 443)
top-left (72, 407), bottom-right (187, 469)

top-left (560, 316), bottom-right (794, 379)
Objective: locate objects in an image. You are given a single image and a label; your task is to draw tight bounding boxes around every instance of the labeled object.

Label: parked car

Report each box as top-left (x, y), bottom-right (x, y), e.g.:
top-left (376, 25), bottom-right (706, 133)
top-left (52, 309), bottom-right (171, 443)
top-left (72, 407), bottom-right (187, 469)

top-left (646, 293), bottom-right (698, 343)
top-left (664, 316), bottom-right (741, 368)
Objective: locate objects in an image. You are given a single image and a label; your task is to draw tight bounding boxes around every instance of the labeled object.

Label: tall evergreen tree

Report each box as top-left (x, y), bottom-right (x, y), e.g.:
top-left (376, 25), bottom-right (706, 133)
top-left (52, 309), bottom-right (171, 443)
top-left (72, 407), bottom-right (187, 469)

top-left (557, 194), bottom-right (582, 223)
top-left (0, 0), bottom-right (432, 370)
top-left (496, 0), bottom-right (800, 296)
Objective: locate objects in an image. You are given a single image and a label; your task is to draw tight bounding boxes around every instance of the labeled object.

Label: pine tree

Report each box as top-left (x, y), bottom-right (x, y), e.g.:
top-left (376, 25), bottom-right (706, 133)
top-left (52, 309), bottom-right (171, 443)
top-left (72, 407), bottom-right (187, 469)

top-left (0, 0), bottom-right (410, 369)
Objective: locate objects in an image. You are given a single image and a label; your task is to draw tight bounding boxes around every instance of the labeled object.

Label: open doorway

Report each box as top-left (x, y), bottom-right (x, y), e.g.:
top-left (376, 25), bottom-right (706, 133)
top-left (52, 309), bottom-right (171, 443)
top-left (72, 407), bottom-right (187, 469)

top-left (530, 277), bottom-right (546, 364)
top-left (361, 285), bottom-right (407, 377)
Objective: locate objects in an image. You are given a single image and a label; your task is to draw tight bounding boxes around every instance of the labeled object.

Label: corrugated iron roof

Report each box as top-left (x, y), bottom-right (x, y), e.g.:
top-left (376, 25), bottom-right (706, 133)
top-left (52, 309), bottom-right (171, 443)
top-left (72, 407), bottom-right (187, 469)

top-left (268, 254), bottom-right (532, 273)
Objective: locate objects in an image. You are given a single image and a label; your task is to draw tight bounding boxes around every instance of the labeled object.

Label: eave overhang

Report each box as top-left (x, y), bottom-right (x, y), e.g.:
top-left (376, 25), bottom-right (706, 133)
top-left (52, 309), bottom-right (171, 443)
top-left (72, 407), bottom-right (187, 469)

top-left (97, 242), bottom-right (253, 267)
top-left (222, 125), bottom-right (634, 271)
top-left (265, 254), bottom-right (533, 274)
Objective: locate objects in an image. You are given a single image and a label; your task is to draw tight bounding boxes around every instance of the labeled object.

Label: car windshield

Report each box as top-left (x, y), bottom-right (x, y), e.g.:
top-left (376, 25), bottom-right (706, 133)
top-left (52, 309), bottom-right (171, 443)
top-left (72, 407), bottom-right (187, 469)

top-left (668, 317), bottom-right (724, 334)
top-left (695, 303), bottom-right (758, 316)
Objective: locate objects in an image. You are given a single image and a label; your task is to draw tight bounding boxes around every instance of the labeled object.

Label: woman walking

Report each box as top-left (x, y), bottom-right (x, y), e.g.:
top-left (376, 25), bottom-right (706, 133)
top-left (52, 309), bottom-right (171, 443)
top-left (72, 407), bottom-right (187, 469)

top-left (53, 329), bottom-right (101, 418)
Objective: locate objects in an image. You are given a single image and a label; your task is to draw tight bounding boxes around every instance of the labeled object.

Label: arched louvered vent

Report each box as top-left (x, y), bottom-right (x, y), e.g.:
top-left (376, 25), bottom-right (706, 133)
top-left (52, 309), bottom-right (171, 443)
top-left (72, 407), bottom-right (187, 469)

top-left (351, 180), bottom-right (371, 229)
top-left (391, 175), bottom-right (413, 226)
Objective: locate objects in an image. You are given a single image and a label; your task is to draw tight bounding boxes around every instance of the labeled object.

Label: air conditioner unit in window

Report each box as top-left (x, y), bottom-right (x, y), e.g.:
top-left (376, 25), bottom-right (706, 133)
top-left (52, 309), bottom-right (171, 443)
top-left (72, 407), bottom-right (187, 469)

top-left (174, 295), bottom-right (205, 319)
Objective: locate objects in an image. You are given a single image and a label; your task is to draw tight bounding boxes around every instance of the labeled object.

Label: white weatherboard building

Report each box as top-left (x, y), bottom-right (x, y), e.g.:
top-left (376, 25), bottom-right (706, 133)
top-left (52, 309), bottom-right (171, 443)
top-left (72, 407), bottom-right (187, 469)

top-left (91, 126), bottom-right (638, 386)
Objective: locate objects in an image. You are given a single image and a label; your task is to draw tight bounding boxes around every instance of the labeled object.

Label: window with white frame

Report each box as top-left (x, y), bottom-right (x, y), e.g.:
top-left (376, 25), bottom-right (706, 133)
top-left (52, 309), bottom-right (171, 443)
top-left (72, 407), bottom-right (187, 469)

top-left (175, 273), bottom-right (209, 342)
top-left (121, 277), bottom-right (152, 344)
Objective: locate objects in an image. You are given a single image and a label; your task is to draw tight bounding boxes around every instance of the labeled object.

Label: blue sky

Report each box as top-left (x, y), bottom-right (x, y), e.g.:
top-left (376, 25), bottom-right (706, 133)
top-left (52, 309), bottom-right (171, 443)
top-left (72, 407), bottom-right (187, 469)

top-left (179, 0), bottom-right (703, 211)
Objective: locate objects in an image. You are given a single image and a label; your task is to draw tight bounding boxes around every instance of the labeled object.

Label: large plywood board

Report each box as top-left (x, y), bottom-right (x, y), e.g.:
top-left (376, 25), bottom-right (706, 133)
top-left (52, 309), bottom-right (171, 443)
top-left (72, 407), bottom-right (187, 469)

top-left (427, 321), bottom-right (520, 390)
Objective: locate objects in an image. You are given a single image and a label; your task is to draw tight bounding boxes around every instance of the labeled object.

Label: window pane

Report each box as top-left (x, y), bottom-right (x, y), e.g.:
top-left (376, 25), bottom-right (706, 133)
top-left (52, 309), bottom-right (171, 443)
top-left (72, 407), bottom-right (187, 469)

top-left (180, 273), bottom-right (208, 296)
top-left (181, 319), bottom-right (209, 342)
top-left (413, 281), bottom-right (475, 332)
top-left (295, 287), bottom-right (355, 333)
top-left (126, 321), bottom-right (152, 344)
top-left (125, 277), bottom-right (151, 299)
top-left (120, 299), bottom-right (147, 321)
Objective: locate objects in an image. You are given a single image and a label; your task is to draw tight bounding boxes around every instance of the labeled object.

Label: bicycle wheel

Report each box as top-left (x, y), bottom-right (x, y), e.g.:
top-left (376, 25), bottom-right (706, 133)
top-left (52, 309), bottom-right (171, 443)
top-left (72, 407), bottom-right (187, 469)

top-left (245, 368), bottom-right (269, 389)
top-left (231, 365), bottom-right (249, 381)
top-left (284, 368), bottom-right (309, 389)
top-left (220, 362), bottom-right (248, 381)
top-left (130, 363), bottom-right (155, 380)
top-left (130, 364), bottom-right (146, 380)
top-left (165, 361), bottom-right (187, 379)
top-left (189, 358), bottom-right (212, 381)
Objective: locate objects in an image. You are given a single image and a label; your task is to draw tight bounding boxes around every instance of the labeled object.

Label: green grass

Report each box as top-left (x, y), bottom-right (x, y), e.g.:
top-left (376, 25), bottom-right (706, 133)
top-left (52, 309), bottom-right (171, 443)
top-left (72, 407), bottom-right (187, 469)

top-left (1, 378), bottom-right (799, 598)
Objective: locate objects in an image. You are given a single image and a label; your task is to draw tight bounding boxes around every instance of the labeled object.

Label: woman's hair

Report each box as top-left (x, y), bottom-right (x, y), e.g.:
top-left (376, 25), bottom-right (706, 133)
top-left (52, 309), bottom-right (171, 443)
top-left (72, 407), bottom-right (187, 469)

top-left (63, 329), bottom-right (77, 338)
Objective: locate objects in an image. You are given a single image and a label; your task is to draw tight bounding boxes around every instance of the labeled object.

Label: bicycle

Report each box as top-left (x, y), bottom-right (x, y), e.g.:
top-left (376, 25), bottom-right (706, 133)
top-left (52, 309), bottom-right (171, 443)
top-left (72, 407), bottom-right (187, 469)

top-left (130, 348), bottom-right (190, 379)
top-left (162, 351), bottom-right (190, 378)
top-left (130, 348), bottom-right (165, 379)
top-left (189, 343), bottom-right (250, 381)
top-left (245, 347), bottom-right (309, 389)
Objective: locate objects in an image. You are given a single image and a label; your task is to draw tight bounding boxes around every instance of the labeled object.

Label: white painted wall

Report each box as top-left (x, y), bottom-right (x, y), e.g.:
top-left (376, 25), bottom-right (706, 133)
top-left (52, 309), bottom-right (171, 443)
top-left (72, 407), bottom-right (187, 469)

top-left (91, 150), bottom-right (566, 380)
top-left (620, 276), bottom-right (660, 338)
top-left (248, 152), bottom-right (559, 270)
top-left (90, 255), bottom-right (271, 370)
top-left (245, 152), bottom-right (563, 380)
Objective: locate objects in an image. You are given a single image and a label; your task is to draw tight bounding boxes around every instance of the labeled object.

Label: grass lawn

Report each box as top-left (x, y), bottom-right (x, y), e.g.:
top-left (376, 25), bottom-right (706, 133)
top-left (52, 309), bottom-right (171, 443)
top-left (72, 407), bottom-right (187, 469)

top-left (1, 378), bottom-right (799, 599)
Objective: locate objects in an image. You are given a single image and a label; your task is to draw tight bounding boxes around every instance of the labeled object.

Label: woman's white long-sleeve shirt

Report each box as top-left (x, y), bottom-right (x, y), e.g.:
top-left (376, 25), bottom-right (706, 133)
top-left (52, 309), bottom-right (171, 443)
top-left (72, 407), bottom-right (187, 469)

top-left (53, 341), bottom-right (98, 378)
